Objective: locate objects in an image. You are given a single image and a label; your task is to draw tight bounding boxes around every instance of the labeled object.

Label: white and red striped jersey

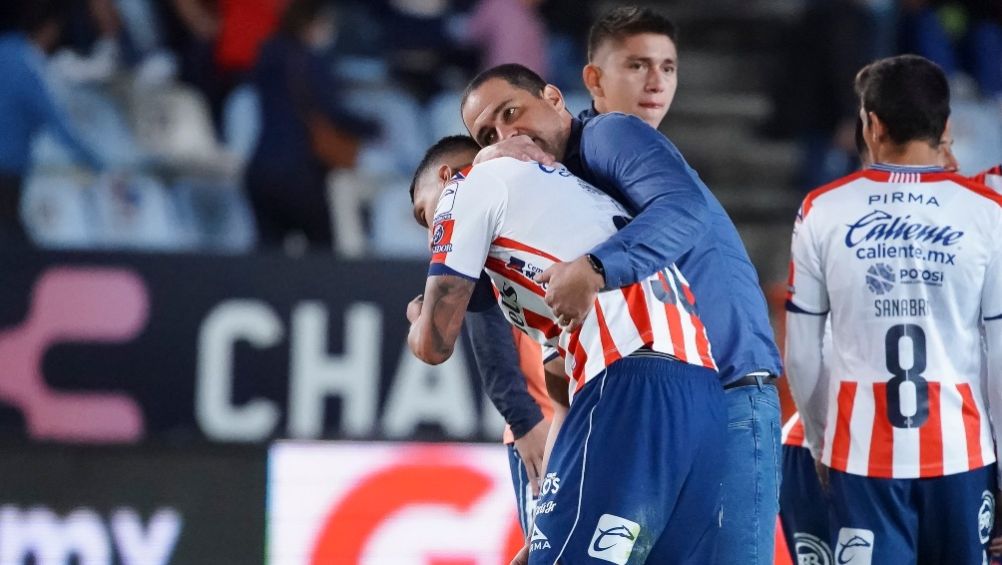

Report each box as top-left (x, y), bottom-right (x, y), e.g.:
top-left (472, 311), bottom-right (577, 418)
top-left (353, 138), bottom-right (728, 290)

top-left (787, 166), bottom-right (1002, 479)
top-left (429, 157), bottom-right (716, 394)
top-left (782, 412), bottom-right (810, 450)
top-left (973, 164), bottom-right (1001, 193)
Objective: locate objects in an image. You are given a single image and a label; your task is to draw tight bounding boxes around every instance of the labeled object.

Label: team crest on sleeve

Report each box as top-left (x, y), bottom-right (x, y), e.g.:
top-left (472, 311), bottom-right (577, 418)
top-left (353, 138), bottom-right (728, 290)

top-left (430, 219), bottom-right (455, 262)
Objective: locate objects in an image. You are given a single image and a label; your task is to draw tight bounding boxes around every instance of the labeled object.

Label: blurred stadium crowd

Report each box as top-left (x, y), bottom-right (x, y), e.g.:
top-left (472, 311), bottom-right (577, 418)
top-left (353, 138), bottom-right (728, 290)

top-left (1, 0), bottom-right (999, 275)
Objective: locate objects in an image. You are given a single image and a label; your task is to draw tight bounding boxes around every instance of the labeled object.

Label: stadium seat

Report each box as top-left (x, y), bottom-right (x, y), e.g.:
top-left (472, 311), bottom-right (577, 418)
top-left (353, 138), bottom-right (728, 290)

top-left (171, 178), bottom-right (256, 252)
top-left (90, 173), bottom-right (191, 250)
top-left (369, 175), bottom-right (431, 258)
top-left (128, 84), bottom-right (236, 175)
top-left (950, 98), bottom-right (1002, 174)
top-left (427, 89), bottom-right (466, 141)
top-left (31, 85), bottom-right (146, 171)
top-left (222, 84), bottom-right (262, 164)
top-left (343, 85), bottom-right (426, 175)
top-left (20, 173), bottom-right (97, 249)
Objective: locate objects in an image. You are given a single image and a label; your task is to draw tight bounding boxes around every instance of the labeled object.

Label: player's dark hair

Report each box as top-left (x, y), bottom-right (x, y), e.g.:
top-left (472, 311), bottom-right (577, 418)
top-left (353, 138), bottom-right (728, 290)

top-left (462, 64), bottom-right (548, 110)
top-left (588, 6), bottom-right (678, 61)
top-left (855, 55), bottom-right (949, 147)
top-left (409, 135), bottom-right (481, 203)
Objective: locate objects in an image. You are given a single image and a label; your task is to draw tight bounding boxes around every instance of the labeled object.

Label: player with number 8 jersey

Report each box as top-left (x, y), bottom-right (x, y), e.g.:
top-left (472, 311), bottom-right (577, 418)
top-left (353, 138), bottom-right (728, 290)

top-left (785, 55), bottom-right (1002, 565)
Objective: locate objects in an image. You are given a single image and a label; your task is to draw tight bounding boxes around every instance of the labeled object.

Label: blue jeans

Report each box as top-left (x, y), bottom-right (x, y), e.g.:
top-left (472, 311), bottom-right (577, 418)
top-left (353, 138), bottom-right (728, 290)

top-left (711, 382), bottom-right (782, 565)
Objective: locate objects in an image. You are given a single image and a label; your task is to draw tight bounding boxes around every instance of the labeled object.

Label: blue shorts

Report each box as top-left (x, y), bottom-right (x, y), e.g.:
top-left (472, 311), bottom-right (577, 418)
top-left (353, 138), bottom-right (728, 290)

top-left (507, 443), bottom-right (535, 535)
top-left (527, 355), bottom-right (727, 565)
top-left (779, 445), bottom-right (832, 565)
top-left (828, 464), bottom-right (995, 565)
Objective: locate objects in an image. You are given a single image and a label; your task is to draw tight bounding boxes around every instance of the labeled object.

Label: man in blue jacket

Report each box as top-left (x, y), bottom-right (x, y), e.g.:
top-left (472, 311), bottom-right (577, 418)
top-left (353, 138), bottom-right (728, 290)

top-left (462, 60), bottom-right (783, 563)
top-left (0, 0), bottom-right (105, 246)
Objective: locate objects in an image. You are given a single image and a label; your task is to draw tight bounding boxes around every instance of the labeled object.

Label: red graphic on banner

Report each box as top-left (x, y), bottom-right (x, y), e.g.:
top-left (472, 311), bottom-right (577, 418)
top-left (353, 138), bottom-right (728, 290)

top-left (0, 268), bottom-right (147, 442)
top-left (310, 446), bottom-right (524, 564)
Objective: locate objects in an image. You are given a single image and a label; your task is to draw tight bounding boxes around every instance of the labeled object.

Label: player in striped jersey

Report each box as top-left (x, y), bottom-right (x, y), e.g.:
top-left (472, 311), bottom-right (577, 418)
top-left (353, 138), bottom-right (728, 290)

top-left (407, 135), bottom-right (726, 564)
top-left (785, 55), bottom-right (1002, 564)
top-left (778, 414), bottom-right (832, 565)
top-left (974, 164), bottom-right (1002, 192)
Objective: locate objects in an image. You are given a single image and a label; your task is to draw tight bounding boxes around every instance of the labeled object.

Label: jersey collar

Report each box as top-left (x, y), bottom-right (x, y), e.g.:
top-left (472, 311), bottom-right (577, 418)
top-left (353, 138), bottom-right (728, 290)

top-left (869, 163), bottom-right (944, 174)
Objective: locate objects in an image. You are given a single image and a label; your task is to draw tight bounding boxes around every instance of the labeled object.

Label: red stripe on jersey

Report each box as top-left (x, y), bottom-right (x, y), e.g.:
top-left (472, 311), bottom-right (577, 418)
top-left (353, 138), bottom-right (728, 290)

top-left (976, 164), bottom-right (1002, 183)
top-left (593, 300), bottom-right (622, 367)
top-left (785, 259), bottom-right (795, 302)
top-left (491, 237), bottom-right (564, 263)
top-left (522, 308), bottom-right (560, 340)
top-left (783, 417), bottom-right (806, 447)
top-left (868, 382), bottom-right (894, 478)
top-left (679, 279), bottom-right (714, 368)
top-left (621, 284), bottom-right (654, 344)
top-left (950, 173), bottom-right (1002, 207)
top-left (656, 272), bottom-right (688, 362)
top-left (830, 381), bottom-right (858, 471)
top-left (801, 171), bottom-right (867, 218)
top-left (958, 384), bottom-right (984, 470)
top-left (566, 330), bottom-right (588, 391)
top-left (919, 382), bottom-right (943, 478)
top-left (484, 258), bottom-right (545, 298)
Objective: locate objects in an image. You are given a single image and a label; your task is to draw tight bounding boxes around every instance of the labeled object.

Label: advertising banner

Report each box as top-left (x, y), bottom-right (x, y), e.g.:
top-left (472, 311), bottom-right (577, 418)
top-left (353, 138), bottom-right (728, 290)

top-left (0, 445), bottom-right (266, 564)
top-left (267, 442), bottom-right (524, 565)
top-left (0, 251), bottom-right (502, 444)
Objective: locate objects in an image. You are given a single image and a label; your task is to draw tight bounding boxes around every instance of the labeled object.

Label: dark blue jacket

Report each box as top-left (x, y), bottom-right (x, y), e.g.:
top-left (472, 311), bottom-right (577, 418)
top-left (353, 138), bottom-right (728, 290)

top-left (467, 109), bottom-right (783, 437)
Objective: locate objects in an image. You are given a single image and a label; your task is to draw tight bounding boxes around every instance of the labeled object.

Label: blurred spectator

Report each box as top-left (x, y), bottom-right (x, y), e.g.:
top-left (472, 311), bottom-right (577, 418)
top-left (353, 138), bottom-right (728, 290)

top-left (901, 0), bottom-right (1002, 100)
top-left (169, 0), bottom-right (283, 133)
top-left (380, 0), bottom-right (475, 102)
top-left (452, 0), bottom-right (549, 79)
top-left (51, 0), bottom-right (122, 83)
top-left (0, 0), bottom-right (105, 246)
top-left (766, 0), bottom-right (878, 191)
top-left (539, 0), bottom-right (592, 91)
top-left (245, 0), bottom-right (375, 251)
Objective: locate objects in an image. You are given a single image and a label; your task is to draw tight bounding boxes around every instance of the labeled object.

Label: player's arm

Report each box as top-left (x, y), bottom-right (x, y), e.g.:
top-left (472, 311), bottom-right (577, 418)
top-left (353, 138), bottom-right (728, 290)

top-left (465, 278), bottom-right (545, 438)
top-left (407, 275), bottom-right (476, 365)
top-left (408, 170), bottom-right (509, 364)
top-left (580, 113), bottom-right (711, 288)
top-left (982, 232), bottom-right (1002, 488)
top-left (783, 205), bottom-right (831, 459)
top-left (538, 114), bottom-right (711, 329)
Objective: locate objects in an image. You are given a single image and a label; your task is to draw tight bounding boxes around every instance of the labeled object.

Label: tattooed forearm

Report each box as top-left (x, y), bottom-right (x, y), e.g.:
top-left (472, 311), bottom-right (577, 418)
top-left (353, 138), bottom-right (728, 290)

top-left (409, 275), bottom-right (476, 364)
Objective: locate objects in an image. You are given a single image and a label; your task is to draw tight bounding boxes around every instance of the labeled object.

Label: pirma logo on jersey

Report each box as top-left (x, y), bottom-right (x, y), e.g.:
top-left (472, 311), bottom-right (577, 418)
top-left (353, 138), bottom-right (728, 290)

top-left (865, 263), bottom-right (895, 295)
top-left (587, 514), bottom-right (641, 565)
top-left (835, 528), bottom-right (873, 565)
top-left (530, 523), bottom-right (550, 551)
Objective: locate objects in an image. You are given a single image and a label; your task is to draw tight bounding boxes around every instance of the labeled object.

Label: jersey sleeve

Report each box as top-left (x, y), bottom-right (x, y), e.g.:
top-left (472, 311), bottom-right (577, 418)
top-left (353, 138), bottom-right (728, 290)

top-left (984, 221), bottom-right (1002, 322)
top-left (428, 171), bottom-right (507, 280)
top-left (786, 204), bottom-right (830, 315)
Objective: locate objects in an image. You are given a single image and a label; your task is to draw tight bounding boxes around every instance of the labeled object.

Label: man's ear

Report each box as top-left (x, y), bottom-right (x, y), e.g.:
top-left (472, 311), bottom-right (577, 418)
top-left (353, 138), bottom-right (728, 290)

top-left (582, 64), bottom-right (603, 99)
top-left (867, 111), bottom-right (886, 143)
top-left (542, 84), bottom-right (566, 113)
top-left (437, 164), bottom-right (453, 183)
